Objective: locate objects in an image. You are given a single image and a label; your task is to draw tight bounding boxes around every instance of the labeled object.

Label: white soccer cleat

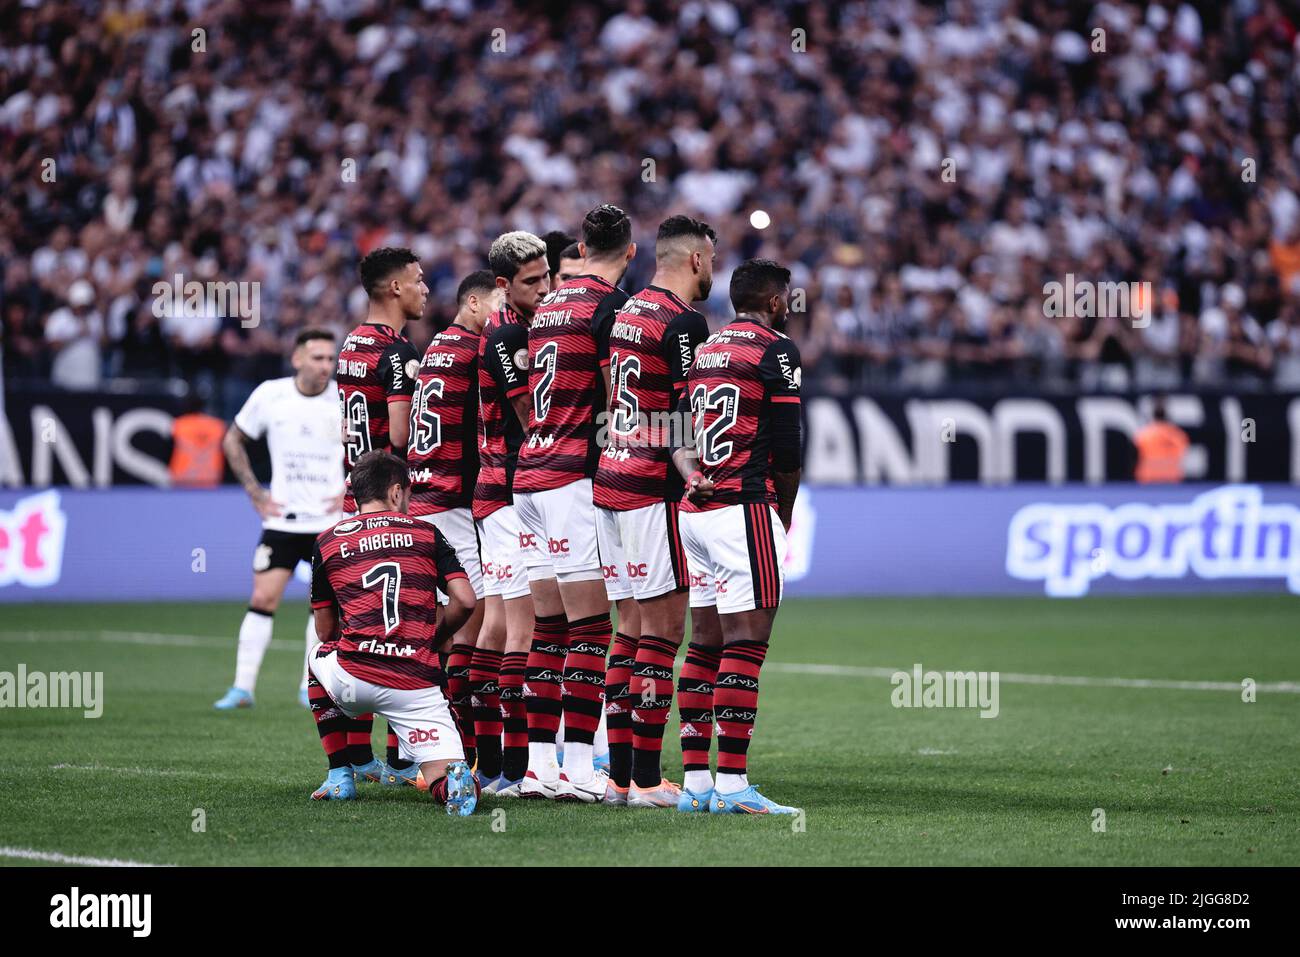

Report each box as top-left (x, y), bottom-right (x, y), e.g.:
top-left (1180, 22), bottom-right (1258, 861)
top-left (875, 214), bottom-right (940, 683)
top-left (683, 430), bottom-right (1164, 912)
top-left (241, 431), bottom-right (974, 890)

top-left (519, 769), bottom-right (558, 800)
top-left (628, 778), bottom-right (683, 809)
top-left (554, 769), bottom-right (609, 804)
top-left (493, 777), bottom-right (524, 798)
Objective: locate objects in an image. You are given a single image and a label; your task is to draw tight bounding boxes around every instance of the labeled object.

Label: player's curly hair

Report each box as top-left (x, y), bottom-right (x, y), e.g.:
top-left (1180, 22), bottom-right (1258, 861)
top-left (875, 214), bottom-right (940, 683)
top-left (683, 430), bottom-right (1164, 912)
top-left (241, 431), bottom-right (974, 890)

top-left (350, 450), bottom-right (411, 506)
top-left (729, 258), bottom-right (792, 315)
top-left (488, 231), bottom-right (548, 281)
top-left (359, 247), bottom-right (419, 298)
top-left (581, 203), bottom-right (631, 256)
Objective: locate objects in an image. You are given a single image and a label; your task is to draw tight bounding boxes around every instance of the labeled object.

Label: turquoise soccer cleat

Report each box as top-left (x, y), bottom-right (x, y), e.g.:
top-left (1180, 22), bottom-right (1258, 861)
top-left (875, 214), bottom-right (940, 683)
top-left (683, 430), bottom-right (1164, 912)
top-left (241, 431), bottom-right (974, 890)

top-left (709, 785), bottom-right (801, 815)
top-left (351, 758), bottom-right (384, 784)
top-left (676, 787), bottom-right (714, 813)
top-left (381, 763), bottom-right (420, 787)
top-left (311, 767), bottom-right (358, 801)
top-left (593, 751), bottom-right (611, 774)
top-left (444, 760), bottom-right (479, 816)
top-left (213, 687), bottom-right (253, 710)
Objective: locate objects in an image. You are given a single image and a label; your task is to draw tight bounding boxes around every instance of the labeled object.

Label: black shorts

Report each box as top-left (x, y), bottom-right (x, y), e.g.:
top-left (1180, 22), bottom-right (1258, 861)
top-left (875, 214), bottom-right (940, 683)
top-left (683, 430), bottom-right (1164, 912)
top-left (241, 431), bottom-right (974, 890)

top-left (253, 529), bottom-right (317, 573)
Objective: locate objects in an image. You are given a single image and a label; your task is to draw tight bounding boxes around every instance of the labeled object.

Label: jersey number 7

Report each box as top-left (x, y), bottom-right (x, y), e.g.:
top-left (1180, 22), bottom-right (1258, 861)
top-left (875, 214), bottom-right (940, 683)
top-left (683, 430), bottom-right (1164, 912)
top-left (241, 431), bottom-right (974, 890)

top-left (361, 561), bottom-right (402, 635)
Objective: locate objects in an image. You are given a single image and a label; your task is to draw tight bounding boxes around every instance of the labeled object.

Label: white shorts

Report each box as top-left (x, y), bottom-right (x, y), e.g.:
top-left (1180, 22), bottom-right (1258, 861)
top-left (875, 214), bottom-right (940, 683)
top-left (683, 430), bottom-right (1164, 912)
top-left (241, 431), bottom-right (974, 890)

top-left (476, 505), bottom-right (547, 601)
top-left (416, 508), bottom-right (483, 602)
top-left (514, 478), bottom-right (602, 581)
top-left (309, 650), bottom-right (462, 764)
top-left (595, 512), bottom-right (633, 601)
top-left (678, 503), bottom-right (787, 615)
top-left (596, 502), bottom-right (688, 601)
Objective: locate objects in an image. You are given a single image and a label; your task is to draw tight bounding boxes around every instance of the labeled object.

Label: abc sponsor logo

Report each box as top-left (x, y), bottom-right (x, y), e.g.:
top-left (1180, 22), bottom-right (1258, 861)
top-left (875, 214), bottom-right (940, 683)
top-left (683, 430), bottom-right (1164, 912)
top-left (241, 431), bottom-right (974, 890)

top-left (626, 562), bottom-right (648, 578)
top-left (518, 532), bottom-right (537, 549)
top-left (548, 537), bottom-right (569, 554)
top-left (407, 727), bottom-right (440, 744)
top-left (602, 564), bottom-right (620, 579)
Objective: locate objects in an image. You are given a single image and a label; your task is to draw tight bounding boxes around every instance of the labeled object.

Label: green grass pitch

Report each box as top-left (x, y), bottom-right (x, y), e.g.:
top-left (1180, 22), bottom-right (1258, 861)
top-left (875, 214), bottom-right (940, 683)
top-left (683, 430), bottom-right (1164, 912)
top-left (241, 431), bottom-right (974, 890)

top-left (1, 595), bottom-right (1297, 866)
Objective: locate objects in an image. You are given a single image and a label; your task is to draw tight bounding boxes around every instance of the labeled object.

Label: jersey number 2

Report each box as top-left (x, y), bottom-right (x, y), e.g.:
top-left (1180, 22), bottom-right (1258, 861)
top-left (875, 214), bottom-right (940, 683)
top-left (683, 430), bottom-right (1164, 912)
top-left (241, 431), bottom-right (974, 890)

top-left (532, 341), bottom-right (558, 422)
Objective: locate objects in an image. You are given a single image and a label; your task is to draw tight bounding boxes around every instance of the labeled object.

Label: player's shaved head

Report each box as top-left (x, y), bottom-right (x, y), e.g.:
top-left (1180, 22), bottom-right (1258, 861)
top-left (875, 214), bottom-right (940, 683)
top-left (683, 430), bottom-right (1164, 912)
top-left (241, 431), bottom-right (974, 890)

top-left (359, 247), bottom-right (419, 298)
top-left (655, 215), bottom-right (717, 300)
top-left (655, 215), bottom-right (716, 263)
top-left (351, 450), bottom-right (411, 507)
top-left (456, 269), bottom-right (496, 306)
top-left (489, 231), bottom-right (548, 281)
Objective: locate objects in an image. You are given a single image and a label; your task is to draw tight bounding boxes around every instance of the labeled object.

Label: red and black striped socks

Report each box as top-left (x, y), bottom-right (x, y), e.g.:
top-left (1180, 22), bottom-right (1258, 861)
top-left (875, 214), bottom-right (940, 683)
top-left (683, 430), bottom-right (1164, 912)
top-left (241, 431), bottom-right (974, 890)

top-left (561, 612), bottom-right (613, 777)
top-left (446, 642), bottom-right (477, 767)
top-left (677, 642), bottom-right (722, 792)
top-left (631, 635), bottom-right (678, 788)
top-left (469, 647), bottom-right (503, 779)
top-left (308, 674), bottom-right (350, 770)
top-left (714, 639), bottom-right (768, 793)
top-left (604, 631), bottom-right (638, 787)
top-left (524, 614), bottom-right (568, 744)
top-left (346, 714), bottom-right (374, 767)
top-left (499, 651), bottom-right (530, 781)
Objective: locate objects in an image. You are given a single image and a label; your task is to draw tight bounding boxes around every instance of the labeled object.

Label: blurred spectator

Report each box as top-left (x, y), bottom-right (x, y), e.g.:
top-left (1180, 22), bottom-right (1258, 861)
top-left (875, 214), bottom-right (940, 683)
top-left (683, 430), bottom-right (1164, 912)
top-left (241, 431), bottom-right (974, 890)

top-left (45, 279), bottom-right (105, 390)
top-left (1134, 398), bottom-right (1189, 484)
top-left (169, 393), bottom-right (226, 488)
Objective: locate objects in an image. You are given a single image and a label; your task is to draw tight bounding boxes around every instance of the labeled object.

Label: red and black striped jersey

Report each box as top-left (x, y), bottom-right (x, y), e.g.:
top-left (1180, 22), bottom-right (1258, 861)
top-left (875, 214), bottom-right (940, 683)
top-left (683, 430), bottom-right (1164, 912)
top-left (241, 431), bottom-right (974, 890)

top-left (337, 322), bottom-right (419, 510)
top-left (408, 323), bottom-right (480, 515)
top-left (311, 511), bottom-right (467, 690)
top-left (593, 285), bottom-right (709, 511)
top-left (678, 318), bottom-right (803, 512)
top-left (514, 274), bottom-right (628, 493)
top-left (472, 303), bottom-right (530, 522)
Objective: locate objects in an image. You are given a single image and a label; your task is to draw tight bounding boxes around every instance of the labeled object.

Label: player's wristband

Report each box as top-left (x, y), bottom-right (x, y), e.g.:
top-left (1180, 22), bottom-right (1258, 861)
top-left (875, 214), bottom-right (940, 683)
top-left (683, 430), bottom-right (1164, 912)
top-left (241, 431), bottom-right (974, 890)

top-left (688, 470), bottom-right (705, 487)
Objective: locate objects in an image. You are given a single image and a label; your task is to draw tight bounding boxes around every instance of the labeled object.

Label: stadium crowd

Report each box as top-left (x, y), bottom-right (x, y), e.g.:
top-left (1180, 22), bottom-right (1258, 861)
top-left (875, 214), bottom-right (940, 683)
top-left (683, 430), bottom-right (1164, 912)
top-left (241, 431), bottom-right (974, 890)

top-left (3, 0), bottom-right (1300, 417)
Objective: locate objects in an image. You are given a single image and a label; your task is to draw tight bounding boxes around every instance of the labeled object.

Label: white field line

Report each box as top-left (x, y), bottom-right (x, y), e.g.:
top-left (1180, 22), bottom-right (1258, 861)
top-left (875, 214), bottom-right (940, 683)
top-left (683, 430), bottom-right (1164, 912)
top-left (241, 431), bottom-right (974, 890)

top-left (761, 663), bottom-right (1300, 694)
top-left (0, 846), bottom-right (167, 867)
top-left (47, 763), bottom-right (231, 779)
top-left (1, 629), bottom-right (1295, 694)
top-left (0, 630), bottom-right (297, 651)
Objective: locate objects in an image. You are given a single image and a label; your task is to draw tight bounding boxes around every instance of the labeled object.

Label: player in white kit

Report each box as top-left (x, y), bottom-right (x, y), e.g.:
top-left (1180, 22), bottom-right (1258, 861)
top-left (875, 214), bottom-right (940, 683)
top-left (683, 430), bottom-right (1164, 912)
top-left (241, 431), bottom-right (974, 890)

top-left (214, 330), bottom-right (345, 710)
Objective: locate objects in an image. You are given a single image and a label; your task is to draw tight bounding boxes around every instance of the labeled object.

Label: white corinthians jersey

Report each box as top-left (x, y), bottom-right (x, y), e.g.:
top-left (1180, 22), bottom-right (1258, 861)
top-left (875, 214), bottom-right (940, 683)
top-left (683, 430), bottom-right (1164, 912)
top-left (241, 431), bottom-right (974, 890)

top-left (234, 377), bottom-right (345, 534)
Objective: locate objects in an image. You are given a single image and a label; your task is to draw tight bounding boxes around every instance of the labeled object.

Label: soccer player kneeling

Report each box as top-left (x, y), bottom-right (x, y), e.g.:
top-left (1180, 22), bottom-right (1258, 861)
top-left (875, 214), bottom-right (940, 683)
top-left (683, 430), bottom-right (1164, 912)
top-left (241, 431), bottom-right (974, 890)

top-left (307, 451), bottom-right (480, 815)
